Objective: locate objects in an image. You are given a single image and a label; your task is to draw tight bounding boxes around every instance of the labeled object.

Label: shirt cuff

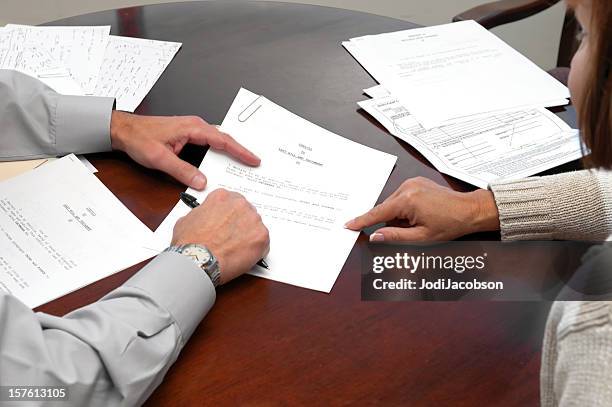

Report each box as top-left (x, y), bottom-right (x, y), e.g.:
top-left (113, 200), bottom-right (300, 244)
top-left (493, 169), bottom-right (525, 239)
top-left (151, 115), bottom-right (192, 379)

top-left (54, 94), bottom-right (115, 155)
top-left (490, 171), bottom-right (612, 241)
top-left (489, 177), bottom-right (554, 241)
top-left (123, 252), bottom-right (216, 342)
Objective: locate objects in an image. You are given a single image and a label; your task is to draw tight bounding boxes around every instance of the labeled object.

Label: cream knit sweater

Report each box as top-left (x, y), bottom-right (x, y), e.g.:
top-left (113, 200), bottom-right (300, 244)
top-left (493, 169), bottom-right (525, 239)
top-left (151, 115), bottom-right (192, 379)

top-left (541, 301), bottom-right (612, 406)
top-left (489, 170), bottom-right (612, 241)
top-left (490, 171), bottom-right (612, 405)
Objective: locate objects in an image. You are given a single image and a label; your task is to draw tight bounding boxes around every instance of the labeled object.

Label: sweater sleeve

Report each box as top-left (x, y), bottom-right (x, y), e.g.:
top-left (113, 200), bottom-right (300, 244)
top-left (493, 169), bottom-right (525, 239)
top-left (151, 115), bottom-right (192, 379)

top-left (541, 301), bottom-right (612, 407)
top-left (489, 170), bottom-right (612, 241)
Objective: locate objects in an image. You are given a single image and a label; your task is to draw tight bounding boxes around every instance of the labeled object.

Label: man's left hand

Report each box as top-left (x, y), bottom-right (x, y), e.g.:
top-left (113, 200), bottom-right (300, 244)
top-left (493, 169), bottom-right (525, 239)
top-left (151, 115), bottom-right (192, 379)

top-left (109, 111), bottom-right (260, 190)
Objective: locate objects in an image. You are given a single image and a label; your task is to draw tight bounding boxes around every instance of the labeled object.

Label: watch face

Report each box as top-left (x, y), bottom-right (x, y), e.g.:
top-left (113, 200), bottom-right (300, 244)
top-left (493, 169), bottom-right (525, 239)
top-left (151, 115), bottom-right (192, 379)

top-left (182, 245), bottom-right (211, 264)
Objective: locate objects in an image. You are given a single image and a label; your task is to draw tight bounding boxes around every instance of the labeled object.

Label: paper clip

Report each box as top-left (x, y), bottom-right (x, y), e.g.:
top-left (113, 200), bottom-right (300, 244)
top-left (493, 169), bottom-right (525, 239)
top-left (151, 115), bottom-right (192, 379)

top-left (238, 95), bottom-right (263, 122)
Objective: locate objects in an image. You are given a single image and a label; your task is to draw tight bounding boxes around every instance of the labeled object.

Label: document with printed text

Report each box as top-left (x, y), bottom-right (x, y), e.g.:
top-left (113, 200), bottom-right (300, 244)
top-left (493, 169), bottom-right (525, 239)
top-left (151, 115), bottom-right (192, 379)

top-left (153, 88), bottom-right (397, 292)
top-left (0, 155), bottom-right (155, 308)
top-left (344, 20), bottom-right (570, 129)
top-left (358, 94), bottom-right (582, 188)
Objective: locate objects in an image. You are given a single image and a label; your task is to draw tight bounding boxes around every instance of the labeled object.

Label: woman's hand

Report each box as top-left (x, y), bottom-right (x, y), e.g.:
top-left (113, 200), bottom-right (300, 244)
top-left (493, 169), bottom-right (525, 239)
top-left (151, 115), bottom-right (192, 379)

top-left (109, 111), bottom-right (260, 190)
top-left (345, 177), bottom-right (500, 242)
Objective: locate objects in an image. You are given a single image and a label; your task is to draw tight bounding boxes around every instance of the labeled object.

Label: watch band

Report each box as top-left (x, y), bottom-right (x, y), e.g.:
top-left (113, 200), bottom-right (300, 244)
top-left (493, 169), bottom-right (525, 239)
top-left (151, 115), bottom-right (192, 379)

top-left (164, 244), bottom-right (221, 287)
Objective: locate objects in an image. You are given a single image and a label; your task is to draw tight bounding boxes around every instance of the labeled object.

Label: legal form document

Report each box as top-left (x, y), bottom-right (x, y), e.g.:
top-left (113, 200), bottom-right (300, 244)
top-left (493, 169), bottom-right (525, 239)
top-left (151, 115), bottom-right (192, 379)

top-left (94, 35), bottom-right (182, 111)
top-left (344, 20), bottom-right (570, 129)
top-left (0, 155), bottom-right (155, 308)
top-left (359, 95), bottom-right (582, 188)
top-left (153, 88), bottom-right (397, 292)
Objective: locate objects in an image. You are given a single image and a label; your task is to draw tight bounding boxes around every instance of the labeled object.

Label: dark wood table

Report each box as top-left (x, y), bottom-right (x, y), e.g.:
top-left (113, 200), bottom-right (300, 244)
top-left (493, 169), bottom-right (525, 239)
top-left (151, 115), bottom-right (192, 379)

top-left (37, 2), bottom-right (560, 405)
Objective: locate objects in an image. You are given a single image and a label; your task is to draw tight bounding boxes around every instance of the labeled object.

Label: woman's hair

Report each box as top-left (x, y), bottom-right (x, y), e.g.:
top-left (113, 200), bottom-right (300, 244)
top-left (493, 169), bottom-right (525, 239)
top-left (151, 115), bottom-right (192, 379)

top-left (568, 0), bottom-right (612, 168)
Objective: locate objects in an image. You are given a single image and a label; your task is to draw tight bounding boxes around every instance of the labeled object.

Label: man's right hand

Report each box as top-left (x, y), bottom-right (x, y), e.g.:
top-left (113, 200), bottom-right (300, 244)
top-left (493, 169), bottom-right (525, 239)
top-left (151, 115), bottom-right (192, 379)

top-left (171, 189), bottom-right (270, 285)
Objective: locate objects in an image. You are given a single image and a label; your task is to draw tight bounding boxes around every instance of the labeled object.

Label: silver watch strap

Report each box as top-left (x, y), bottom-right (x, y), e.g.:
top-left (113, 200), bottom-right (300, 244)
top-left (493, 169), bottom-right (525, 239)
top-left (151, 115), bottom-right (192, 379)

top-left (164, 244), bottom-right (221, 287)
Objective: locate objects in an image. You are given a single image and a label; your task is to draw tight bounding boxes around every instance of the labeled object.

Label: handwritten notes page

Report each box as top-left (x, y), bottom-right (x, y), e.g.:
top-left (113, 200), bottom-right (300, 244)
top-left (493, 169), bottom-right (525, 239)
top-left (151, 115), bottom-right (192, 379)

top-left (153, 88), bottom-right (397, 293)
top-left (0, 27), bottom-right (83, 94)
top-left (358, 94), bottom-right (582, 188)
top-left (0, 25), bottom-right (181, 111)
top-left (0, 155), bottom-right (155, 308)
top-left (94, 36), bottom-right (182, 112)
top-left (4, 24), bottom-right (110, 94)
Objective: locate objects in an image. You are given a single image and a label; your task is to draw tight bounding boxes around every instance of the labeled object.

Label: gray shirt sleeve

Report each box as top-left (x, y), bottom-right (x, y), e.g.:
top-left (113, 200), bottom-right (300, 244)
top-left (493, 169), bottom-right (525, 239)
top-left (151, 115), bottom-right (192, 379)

top-left (0, 252), bottom-right (216, 407)
top-left (0, 69), bottom-right (114, 161)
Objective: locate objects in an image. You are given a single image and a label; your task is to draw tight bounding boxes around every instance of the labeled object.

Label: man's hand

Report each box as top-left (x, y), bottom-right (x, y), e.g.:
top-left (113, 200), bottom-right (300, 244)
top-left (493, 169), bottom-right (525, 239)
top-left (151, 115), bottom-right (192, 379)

top-left (110, 111), bottom-right (260, 190)
top-left (172, 189), bottom-right (270, 285)
top-left (345, 177), bottom-right (500, 242)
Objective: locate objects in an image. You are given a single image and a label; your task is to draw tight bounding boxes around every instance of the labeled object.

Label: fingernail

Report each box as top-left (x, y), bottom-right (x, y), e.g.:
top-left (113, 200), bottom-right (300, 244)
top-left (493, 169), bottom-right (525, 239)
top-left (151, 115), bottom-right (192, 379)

top-left (370, 233), bottom-right (385, 242)
top-left (191, 174), bottom-right (206, 190)
top-left (344, 220), bottom-right (354, 229)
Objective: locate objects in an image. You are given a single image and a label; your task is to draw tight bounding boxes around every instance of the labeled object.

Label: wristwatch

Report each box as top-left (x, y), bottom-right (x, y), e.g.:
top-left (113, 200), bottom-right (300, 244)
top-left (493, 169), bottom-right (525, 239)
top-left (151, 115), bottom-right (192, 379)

top-left (164, 244), bottom-right (221, 287)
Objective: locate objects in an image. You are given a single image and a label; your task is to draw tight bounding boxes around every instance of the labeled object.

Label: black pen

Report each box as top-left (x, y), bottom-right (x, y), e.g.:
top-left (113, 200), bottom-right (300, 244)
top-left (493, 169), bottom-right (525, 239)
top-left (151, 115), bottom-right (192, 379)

top-left (180, 192), bottom-right (200, 209)
top-left (179, 192), bottom-right (270, 270)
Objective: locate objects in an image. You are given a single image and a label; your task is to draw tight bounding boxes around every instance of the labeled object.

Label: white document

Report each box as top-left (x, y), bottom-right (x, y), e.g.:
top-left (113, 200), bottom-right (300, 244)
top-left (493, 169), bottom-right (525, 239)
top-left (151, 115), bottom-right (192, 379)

top-left (153, 88), bottom-right (396, 292)
top-left (0, 26), bottom-right (181, 108)
top-left (4, 24), bottom-right (110, 94)
top-left (345, 21), bottom-right (570, 128)
top-left (94, 35), bottom-right (182, 112)
top-left (0, 156), bottom-right (96, 183)
top-left (360, 85), bottom-right (568, 113)
top-left (359, 95), bottom-right (583, 188)
top-left (0, 155), bottom-right (155, 308)
top-left (363, 85), bottom-right (391, 99)
top-left (0, 28), bottom-right (83, 95)
top-left (77, 156), bottom-right (98, 173)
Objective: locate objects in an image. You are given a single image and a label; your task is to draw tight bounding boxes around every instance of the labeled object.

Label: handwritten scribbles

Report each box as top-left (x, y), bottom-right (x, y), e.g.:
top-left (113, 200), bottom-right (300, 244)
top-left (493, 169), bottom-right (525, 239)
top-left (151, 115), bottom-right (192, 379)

top-left (4, 24), bottom-right (110, 94)
top-left (0, 25), bottom-right (182, 111)
top-left (94, 36), bottom-right (182, 112)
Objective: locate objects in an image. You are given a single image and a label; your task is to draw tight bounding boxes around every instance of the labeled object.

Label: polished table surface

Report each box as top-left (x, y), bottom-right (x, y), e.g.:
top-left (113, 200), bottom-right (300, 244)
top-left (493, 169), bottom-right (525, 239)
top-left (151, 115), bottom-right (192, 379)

top-left (38, 2), bottom-right (558, 405)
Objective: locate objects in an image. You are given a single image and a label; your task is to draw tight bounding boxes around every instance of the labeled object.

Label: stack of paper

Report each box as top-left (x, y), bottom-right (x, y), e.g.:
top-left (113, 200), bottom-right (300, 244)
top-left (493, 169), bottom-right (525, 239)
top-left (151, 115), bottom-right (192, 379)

top-left (0, 156), bottom-right (97, 183)
top-left (0, 24), bottom-right (181, 112)
top-left (344, 20), bottom-right (583, 187)
top-left (152, 88), bottom-right (397, 293)
top-left (358, 85), bottom-right (582, 188)
top-left (0, 155), bottom-right (156, 308)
